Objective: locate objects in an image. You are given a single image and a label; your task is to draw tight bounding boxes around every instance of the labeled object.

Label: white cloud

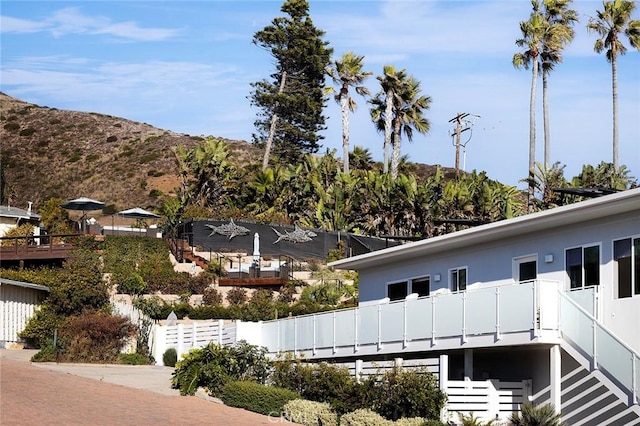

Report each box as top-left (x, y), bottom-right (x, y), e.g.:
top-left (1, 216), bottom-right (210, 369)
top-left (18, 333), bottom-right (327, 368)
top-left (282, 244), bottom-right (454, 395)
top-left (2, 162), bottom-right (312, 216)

top-left (1, 7), bottom-right (180, 41)
top-left (0, 15), bottom-right (48, 33)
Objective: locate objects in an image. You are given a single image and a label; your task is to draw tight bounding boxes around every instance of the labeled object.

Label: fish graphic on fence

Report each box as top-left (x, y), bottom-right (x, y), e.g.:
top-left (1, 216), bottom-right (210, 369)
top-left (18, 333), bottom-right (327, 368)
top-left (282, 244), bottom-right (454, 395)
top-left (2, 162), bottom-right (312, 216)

top-left (272, 225), bottom-right (317, 244)
top-left (205, 219), bottom-right (250, 240)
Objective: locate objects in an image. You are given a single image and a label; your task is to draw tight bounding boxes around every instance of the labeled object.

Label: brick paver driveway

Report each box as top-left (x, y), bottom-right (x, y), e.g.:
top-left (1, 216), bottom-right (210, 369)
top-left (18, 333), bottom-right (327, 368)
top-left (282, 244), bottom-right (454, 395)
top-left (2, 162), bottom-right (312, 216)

top-left (0, 357), bottom-right (298, 426)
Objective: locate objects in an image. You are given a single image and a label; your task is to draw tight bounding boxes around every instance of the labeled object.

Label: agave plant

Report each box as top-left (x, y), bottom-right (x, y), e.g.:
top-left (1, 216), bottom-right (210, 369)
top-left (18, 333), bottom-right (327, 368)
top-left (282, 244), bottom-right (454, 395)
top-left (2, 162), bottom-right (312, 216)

top-left (509, 402), bottom-right (565, 426)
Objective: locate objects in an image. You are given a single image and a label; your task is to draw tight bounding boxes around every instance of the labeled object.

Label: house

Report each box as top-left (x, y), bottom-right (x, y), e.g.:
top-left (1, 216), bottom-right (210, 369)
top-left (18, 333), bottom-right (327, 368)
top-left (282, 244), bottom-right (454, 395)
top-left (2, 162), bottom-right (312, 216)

top-left (322, 187), bottom-right (640, 424)
top-left (152, 188), bottom-right (639, 424)
top-left (0, 204), bottom-right (41, 238)
top-left (0, 278), bottom-right (49, 348)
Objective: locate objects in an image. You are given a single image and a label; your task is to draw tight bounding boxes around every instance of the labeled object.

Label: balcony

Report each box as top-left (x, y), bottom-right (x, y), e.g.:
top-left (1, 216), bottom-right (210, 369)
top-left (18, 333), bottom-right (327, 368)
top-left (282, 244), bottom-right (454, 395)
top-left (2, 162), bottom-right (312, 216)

top-left (260, 280), bottom-right (565, 359)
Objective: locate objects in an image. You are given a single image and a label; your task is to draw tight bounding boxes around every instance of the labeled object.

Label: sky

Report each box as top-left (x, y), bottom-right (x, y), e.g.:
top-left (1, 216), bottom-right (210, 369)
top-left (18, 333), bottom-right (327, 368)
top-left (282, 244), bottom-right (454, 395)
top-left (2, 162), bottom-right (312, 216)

top-left (1, 0), bottom-right (639, 190)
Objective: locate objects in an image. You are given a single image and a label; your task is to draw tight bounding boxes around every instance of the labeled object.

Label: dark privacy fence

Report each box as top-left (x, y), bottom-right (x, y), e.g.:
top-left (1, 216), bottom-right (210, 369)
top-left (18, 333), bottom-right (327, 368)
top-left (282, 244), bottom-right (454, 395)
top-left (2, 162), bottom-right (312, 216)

top-left (179, 220), bottom-right (400, 261)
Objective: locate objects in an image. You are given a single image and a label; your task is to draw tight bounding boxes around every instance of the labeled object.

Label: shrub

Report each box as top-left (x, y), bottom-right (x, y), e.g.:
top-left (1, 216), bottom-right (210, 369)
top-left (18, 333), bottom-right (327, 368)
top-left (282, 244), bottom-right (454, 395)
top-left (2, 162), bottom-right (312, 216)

top-left (3, 122), bottom-right (20, 131)
top-left (0, 223), bottom-right (34, 246)
top-left (221, 380), bottom-right (300, 416)
top-left (226, 287), bottom-right (247, 305)
top-left (106, 135), bottom-right (118, 143)
top-left (370, 367), bottom-right (446, 421)
top-left (119, 273), bottom-right (146, 295)
top-left (57, 312), bottom-right (136, 363)
top-left (163, 348), bottom-right (178, 367)
top-left (339, 408), bottom-right (391, 426)
top-left (117, 352), bottom-right (152, 365)
top-left (283, 399), bottom-right (338, 426)
top-left (509, 403), bottom-right (565, 426)
top-left (202, 287), bottom-right (223, 305)
top-left (31, 344), bottom-right (57, 362)
top-left (171, 340), bottom-right (271, 397)
top-left (19, 127), bottom-right (36, 136)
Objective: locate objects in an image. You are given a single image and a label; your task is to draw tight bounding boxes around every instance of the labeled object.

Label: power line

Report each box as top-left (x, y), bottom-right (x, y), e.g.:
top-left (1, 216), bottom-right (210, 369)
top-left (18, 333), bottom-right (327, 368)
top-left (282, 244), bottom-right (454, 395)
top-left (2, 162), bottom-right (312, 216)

top-left (448, 113), bottom-right (480, 174)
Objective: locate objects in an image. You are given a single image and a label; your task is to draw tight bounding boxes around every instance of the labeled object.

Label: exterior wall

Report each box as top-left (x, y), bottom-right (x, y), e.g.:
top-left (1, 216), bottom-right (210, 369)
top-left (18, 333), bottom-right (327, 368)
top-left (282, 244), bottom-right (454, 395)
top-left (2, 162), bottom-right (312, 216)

top-left (358, 211), bottom-right (640, 353)
top-left (0, 283), bottom-right (47, 345)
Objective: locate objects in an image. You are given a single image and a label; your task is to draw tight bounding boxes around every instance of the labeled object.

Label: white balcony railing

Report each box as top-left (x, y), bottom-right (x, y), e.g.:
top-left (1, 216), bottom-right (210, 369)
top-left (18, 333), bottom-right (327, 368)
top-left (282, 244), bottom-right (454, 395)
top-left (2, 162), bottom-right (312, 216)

top-left (261, 280), bottom-right (563, 357)
top-left (559, 292), bottom-right (639, 405)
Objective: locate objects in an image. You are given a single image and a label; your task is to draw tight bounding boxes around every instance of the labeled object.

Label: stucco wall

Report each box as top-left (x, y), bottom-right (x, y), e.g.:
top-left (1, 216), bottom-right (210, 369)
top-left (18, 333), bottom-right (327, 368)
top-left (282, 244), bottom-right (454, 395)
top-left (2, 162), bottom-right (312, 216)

top-left (357, 211), bottom-right (640, 353)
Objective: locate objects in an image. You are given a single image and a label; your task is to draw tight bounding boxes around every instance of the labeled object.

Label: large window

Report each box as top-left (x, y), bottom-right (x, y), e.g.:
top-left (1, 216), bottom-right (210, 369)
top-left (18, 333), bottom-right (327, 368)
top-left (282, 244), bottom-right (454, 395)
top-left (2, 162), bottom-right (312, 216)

top-left (566, 245), bottom-right (600, 289)
top-left (614, 237), bottom-right (640, 299)
top-left (450, 267), bottom-right (467, 292)
top-left (387, 281), bottom-right (408, 301)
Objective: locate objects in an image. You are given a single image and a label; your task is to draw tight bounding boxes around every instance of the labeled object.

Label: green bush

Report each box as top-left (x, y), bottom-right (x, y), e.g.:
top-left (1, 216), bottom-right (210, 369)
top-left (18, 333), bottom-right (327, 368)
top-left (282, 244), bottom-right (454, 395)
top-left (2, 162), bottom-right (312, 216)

top-left (163, 348), bottom-right (178, 367)
top-left (339, 408), bottom-right (391, 426)
top-left (171, 340), bottom-right (271, 397)
top-left (283, 399), bottom-right (338, 426)
top-left (457, 412), bottom-right (496, 426)
top-left (117, 352), bottom-right (152, 365)
top-left (221, 380), bottom-right (299, 416)
top-left (31, 344), bottom-right (57, 362)
top-left (371, 367), bottom-right (446, 421)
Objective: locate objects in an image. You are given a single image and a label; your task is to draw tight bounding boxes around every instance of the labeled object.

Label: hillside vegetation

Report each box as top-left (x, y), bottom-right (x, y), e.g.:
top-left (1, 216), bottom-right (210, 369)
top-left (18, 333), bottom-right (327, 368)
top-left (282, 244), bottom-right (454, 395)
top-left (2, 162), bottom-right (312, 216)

top-left (0, 92), bottom-right (451, 215)
top-left (0, 92), bottom-right (263, 211)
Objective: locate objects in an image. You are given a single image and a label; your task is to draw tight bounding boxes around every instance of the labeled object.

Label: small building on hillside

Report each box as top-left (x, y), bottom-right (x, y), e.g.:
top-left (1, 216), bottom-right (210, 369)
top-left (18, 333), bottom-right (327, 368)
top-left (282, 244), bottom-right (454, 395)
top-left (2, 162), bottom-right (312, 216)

top-left (0, 204), bottom-right (41, 238)
top-left (0, 278), bottom-right (49, 348)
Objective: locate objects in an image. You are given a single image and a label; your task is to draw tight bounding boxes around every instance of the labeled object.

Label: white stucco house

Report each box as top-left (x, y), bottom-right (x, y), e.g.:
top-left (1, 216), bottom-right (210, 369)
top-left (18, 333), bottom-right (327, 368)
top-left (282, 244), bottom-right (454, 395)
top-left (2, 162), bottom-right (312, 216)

top-left (152, 188), bottom-right (640, 424)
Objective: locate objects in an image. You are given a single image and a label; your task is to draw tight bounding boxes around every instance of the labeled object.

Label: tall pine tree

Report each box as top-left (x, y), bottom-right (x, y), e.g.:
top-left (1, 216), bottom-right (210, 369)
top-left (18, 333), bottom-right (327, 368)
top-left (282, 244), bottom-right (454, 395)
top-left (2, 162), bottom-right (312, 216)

top-left (250, 0), bottom-right (332, 166)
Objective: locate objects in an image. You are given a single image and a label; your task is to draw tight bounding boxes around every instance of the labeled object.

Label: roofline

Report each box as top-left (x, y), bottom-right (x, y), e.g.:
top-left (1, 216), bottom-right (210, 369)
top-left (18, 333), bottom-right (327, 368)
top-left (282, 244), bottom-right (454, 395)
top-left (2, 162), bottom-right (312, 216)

top-left (329, 187), bottom-right (640, 271)
top-left (0, 278), bottom-right (50, 292)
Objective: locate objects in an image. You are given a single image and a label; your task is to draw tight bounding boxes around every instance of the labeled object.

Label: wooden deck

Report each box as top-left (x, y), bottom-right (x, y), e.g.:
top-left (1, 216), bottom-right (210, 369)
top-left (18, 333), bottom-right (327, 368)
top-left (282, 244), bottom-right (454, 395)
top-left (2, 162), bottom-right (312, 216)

top-left (0, 234), bottom-right (82, 262)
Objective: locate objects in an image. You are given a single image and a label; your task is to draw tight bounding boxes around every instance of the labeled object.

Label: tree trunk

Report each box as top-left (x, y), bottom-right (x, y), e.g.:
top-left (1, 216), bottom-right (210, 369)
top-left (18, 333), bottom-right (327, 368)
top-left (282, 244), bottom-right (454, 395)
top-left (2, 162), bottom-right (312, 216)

top-left (262, 71), bottom-right (287, 171)
top-left (391, 117), bottom-right (402, 180)
top-left (383, 89), bottom-right (393, 174)
top-left (611, 56), bottom-right (618, 169)
top-left (528, 58), bottom-right (538, 213)
top-left (340, 88), bottom-right (350, 174)
top-left (542, 70), bottom-right (550, 169)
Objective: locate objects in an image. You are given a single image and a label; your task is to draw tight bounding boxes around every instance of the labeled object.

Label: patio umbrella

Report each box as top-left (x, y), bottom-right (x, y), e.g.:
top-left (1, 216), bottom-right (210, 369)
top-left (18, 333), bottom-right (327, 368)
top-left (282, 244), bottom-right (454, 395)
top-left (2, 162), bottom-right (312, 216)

top-left (61, 197), bottom-right (105, 232)
top-left (117, 207), bottom-right (160, 220)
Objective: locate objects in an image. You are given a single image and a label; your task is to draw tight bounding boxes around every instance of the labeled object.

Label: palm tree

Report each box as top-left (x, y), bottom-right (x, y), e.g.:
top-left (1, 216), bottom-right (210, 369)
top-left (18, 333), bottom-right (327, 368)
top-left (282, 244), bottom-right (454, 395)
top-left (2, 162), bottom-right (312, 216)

top-left (389, 76), bottom-right (431, 179)
top-left (587, 0), bottom-right (640, 169)
top-left (541, 0), bottom-right (578, 168)
top-left (513, 3), bottom-right (549, 213)
top-left (373, 65), bottom-right (408, 174)
top-left (325, 52), bottom-right (372, 174)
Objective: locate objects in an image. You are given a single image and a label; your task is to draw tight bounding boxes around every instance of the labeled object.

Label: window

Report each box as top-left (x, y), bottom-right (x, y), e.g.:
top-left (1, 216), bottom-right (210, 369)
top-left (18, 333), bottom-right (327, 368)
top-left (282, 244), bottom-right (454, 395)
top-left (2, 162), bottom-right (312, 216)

top-left (411, 276), bottom-right (430, 297)
top-left (450, 267), bottom-right (467, 292)
top-left (514, 255), bottom-right (537, 282)
top-left (614, 237), bottom-right (640, 299)
top-left (566, 245), bottom-right (600, 289)
top-left (387, 281), bottom-right (408, 301)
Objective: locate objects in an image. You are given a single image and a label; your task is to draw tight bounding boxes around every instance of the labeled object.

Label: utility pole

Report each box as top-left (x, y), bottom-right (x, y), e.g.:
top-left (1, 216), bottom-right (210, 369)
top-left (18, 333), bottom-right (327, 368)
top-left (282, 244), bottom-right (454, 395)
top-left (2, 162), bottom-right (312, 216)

top-left (448, 113), bottom-right (480, 174)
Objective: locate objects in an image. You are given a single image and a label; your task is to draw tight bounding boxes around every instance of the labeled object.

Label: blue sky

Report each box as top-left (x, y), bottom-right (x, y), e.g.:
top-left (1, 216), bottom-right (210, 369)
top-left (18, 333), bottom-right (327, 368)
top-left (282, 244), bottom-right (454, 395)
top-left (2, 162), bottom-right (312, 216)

top-left (2, 0), bottom-right (639, 189)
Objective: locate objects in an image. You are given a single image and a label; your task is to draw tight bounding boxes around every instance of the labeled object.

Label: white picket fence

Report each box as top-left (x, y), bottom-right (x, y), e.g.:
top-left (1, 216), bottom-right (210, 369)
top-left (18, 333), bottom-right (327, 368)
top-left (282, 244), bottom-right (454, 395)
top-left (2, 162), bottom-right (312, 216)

top-left (151, 320), bottom-right (263, 364)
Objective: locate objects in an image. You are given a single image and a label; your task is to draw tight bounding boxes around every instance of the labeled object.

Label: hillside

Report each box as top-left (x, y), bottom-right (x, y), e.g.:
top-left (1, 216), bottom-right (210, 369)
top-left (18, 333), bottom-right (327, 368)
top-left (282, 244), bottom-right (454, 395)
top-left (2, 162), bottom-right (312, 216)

top-left (0, 93), bottom-right (262, 212)
top-left (0, 93), bottom-right (457, 215)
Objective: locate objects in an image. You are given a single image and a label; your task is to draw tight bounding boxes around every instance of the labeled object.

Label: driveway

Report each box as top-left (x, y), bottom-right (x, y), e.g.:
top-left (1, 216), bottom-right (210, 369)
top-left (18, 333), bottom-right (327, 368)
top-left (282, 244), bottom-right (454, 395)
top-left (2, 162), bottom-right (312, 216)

top-left (0, 349), bottom-right (299, 426)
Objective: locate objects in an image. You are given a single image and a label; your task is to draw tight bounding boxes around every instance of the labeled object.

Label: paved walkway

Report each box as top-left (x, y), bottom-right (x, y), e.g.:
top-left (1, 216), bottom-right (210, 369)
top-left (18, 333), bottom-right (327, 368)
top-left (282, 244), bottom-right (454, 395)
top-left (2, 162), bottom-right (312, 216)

top-left (0, 349), bottom-right (299, 426)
